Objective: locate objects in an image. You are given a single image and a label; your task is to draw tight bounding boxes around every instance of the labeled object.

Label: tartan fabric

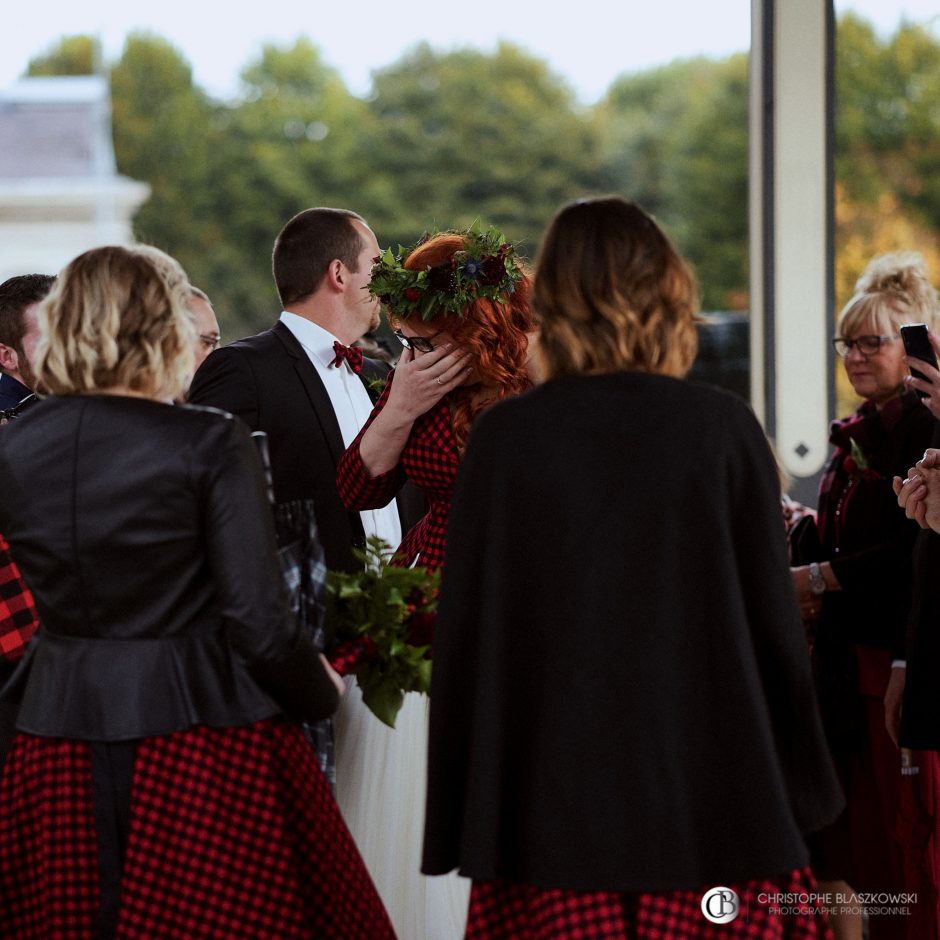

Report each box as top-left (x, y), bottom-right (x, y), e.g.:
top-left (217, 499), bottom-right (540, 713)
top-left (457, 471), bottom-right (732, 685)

top-left (815, 393), bottom-right (911, 547)
top-left (0, 533), bottom-right (39, 663)
top-left (0, 718), bottom-right (395, 939)
top-left (253, 432), bottom-right (336, 788)
top-left (0, 736), bottom-right (101, 935)
top-left (337, 370), bottom-right (461, 571)
top-left (330, 341), bottom-right (363, 373)
top-left (898, 747), bottom-right (940, 938)
top-left (465, 867), bottom-right (833, 940)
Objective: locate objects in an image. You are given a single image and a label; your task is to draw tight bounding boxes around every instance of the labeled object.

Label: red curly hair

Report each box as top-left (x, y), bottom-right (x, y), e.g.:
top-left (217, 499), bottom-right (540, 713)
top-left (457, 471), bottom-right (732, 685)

top-left (394, 233), bottom-right (535, 447)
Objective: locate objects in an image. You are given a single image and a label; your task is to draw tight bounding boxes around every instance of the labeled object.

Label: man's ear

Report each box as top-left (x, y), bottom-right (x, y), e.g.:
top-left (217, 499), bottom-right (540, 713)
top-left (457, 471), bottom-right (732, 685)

top-left (0, 343), bottom-right (18, 374)
top-left (325, 259), bottom-right (346, 291)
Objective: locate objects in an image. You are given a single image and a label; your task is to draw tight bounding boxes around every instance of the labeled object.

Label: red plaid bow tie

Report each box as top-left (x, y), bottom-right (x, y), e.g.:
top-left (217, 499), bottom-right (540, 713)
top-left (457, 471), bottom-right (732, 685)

top-left (332, 341), bottom-right (363, 373)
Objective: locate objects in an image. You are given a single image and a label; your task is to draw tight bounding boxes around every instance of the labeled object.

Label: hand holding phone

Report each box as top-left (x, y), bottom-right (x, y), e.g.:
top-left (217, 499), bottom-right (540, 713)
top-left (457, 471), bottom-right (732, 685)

top-left (900, 324), bottom-right (940, 399)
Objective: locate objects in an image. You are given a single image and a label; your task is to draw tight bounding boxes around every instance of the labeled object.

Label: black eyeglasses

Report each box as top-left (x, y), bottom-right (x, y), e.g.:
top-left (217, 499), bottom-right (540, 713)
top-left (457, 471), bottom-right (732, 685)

top-left (832, 334), bottom-right (899, 359)
top-left (393, 329), bottom-right (439, 354)
top-left (199, 333), bottom-right (221, 352)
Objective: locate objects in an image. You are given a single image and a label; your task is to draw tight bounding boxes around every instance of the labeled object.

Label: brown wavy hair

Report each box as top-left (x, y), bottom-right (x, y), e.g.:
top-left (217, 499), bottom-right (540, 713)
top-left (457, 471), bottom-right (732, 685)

top-left (534, 196), bottom-right (699, 379)
top-left (393, 233), bottom-right (535, 446)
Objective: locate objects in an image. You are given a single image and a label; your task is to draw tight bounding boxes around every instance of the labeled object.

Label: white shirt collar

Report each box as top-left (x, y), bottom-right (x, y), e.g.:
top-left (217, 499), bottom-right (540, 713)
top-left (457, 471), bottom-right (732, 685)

top-left (279, 311), bottom-right (344, 368)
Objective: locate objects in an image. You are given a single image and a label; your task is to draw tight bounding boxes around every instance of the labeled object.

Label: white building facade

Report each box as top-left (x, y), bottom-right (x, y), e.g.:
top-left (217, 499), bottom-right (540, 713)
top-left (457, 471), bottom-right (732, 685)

top-left (0, 75), bottom-right (149, 282)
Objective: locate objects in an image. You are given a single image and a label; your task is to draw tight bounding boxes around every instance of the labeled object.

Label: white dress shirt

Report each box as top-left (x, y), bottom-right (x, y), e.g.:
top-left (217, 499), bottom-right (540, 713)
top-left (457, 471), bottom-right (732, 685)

top-left (279, 311), bottom-right (402, 553)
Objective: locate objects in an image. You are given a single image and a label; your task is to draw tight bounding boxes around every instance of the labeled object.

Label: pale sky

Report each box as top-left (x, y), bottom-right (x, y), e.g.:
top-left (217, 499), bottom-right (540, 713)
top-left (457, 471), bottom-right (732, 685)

top-left (1, 1), bottom-right (938, 105)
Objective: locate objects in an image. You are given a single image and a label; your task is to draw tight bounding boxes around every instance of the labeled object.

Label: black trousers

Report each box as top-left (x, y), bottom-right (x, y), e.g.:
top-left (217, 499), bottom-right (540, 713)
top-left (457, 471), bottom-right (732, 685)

top-left (91, 741), bottom-right (137, 939)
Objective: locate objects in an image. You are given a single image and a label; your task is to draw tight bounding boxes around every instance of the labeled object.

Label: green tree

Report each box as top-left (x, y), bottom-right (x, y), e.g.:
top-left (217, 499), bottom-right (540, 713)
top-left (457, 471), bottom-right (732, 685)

top-left (595, 55), bottom-right (749, 310)
top-left (836, 13), bottom-right (940, 229)
top-left (27, 35), bottom-right (100, 76)
top-left (107, 34), bottom-right (248, 329)
top-left (666, 54), bottom-right (749, 310)
top-left (361, 42), bottom-right (611, 256)
top-left (199, 39), bottom-right (370, 330)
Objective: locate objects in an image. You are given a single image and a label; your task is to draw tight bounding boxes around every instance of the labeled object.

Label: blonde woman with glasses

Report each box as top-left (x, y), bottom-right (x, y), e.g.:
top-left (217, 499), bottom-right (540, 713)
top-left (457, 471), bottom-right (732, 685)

top-left (793, 251), bottom-right (940, 940)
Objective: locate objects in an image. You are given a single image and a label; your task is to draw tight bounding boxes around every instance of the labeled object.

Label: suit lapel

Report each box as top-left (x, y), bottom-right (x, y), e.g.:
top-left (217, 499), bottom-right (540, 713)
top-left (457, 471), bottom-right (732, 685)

top-left (271, 321), bottom-right (346, 466)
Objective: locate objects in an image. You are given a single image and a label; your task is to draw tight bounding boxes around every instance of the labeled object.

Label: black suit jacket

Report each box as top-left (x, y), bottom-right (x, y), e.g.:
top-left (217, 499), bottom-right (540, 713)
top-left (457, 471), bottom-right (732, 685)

top-left (188, 321), bottom-right (417, 572)
top-left (0, 395), bottom-right (339, 741)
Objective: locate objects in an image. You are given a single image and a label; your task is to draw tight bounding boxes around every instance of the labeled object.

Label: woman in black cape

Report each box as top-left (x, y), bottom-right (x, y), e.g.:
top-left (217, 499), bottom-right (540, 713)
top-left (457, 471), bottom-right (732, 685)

top-left (422, 196), bottom-right (844, 939)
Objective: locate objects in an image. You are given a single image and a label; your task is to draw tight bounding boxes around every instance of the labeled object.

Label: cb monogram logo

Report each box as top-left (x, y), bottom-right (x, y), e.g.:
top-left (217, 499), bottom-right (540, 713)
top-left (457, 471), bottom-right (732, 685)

top-left (701, 886), bottom-right (740, 924)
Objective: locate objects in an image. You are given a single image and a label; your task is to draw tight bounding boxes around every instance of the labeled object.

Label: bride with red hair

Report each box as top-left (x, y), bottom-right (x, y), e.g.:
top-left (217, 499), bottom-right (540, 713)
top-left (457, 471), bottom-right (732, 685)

top-left (335, 226), bottom-right (537, 938)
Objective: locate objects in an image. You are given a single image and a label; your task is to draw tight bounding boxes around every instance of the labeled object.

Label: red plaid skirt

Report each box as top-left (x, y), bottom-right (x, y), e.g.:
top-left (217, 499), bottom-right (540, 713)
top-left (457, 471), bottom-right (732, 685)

top-left (0, 718), bottom-right (395, 939)
top-left (465, 867), bottom-right (832, 940)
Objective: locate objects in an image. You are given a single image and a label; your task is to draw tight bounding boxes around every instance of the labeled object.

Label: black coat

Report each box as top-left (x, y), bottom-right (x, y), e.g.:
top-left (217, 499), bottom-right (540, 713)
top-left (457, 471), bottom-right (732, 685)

top-left (0, 396), bottom-right (338, 741)
top-left (188, 321), bottom-right (377, 572)
top-left (423, 372), bottom-right (843, 891)
top-left (816, 392), bottom-right (935, 654)
top-left (188, 321), bottom-right (421, 573)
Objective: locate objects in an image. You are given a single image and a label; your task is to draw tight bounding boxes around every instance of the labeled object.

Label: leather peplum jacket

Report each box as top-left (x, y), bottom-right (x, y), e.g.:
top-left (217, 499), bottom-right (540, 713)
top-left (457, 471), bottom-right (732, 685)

top-left (0, 395), bottom-right (337, 741)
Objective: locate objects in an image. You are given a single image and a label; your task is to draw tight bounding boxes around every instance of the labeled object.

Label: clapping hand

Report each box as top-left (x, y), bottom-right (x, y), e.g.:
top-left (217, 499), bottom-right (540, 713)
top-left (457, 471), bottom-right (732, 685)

top-left (893, 448), bottom-right (940, 530)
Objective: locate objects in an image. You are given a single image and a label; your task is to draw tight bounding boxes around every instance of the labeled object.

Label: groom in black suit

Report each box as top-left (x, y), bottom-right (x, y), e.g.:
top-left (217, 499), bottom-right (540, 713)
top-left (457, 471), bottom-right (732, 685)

top-left (188, 207), bottom-right (409, 572)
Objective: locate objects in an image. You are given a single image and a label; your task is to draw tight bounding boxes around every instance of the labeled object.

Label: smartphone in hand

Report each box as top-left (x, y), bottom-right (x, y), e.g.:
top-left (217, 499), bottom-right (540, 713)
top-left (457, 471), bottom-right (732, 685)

top-left (900, 323), bottom-right (939, 399)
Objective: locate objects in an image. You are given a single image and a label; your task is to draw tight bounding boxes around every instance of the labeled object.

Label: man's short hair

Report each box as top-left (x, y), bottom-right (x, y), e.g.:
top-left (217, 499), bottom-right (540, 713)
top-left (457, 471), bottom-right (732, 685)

top-left (0, 275), bottom-right (55, 351)
top-left (272, 208), bottom-right (367, 307)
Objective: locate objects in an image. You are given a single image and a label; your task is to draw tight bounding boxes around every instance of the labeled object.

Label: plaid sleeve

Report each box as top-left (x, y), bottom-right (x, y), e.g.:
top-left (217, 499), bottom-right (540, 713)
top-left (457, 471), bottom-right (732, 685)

top-left (0, 534), bottom-right (40, 664)
top-left (337, 371), bottom-right (407, 510)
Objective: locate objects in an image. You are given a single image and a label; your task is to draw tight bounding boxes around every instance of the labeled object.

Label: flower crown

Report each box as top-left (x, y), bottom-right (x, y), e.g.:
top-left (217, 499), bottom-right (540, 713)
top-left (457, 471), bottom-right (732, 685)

top-left (368, 221), bottom-right (524, 320)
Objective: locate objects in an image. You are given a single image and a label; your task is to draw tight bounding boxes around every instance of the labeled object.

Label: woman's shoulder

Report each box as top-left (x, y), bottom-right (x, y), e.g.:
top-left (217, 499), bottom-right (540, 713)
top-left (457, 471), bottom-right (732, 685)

top-left (484, 372), bottom-right (752, 425)
top-left (64, 396), bottom-right (252, 455)
top-left (176, 402), bottom-right (256, 455)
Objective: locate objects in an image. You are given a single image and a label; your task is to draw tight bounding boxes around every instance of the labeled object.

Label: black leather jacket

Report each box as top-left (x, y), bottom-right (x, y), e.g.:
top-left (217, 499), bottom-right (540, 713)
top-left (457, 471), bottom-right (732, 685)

top-left (0, 395), bottom-right (337, 741)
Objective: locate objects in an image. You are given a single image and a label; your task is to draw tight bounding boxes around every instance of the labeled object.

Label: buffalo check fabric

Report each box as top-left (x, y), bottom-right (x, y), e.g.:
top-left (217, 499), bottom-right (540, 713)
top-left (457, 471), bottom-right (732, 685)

top-left (0, 718), bottom-right (395, 938)
top-left (0, 533), bottom-right (39, 663)
top-left (337, 371), bottom-right (460, 571)
top-left (464, 867), bottom-right (833, 939)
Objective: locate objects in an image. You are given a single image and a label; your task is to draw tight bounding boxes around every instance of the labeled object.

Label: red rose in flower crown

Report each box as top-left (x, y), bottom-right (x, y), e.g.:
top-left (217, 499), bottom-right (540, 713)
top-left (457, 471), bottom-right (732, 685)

top-left (479, 253), bottom-right (508, 286)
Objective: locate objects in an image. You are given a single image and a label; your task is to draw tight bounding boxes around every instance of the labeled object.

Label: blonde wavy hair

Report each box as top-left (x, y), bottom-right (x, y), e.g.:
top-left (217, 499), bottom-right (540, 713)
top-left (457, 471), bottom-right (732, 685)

top-left (35, 245), bottom-right (195, 399)
top-left (534, 196), bottom-right (699, 379)
top-left (838, 251), bottom-right (940, 336)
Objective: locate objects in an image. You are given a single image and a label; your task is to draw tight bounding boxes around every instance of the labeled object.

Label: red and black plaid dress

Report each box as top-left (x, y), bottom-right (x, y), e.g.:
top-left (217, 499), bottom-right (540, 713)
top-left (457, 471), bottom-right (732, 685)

top-left (0, 533), bottom-right (39, 664)
top-left (463, 868), bottom-right (833, 939)
top-left (0, 718), bottom-right (396, 939)
top-left (338, 372), bottom-right (460, 572)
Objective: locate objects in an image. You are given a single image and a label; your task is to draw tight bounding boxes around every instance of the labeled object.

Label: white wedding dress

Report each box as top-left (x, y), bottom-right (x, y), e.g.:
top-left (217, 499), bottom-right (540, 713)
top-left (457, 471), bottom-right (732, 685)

top-left (335, 681), bottom-right (470, 940)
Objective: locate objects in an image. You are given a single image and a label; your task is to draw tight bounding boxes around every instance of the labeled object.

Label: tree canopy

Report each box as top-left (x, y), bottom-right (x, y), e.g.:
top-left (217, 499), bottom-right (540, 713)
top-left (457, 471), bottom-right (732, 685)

top-left (23, 14), bottom-right (940, 359)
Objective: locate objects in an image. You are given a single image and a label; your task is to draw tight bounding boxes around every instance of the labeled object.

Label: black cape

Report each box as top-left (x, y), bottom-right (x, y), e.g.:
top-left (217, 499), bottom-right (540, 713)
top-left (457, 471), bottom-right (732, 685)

top-left (423, 372), bottom-right (843, 891)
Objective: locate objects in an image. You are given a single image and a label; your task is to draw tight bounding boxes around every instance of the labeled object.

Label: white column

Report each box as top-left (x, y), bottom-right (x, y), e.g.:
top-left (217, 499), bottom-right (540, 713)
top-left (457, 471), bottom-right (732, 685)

top-left (750, 0), bottom-right (835, 496)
